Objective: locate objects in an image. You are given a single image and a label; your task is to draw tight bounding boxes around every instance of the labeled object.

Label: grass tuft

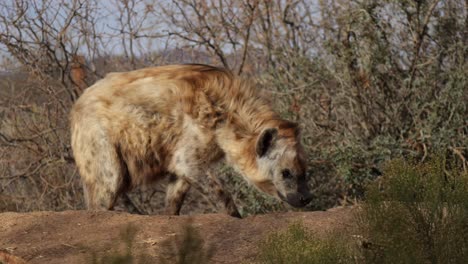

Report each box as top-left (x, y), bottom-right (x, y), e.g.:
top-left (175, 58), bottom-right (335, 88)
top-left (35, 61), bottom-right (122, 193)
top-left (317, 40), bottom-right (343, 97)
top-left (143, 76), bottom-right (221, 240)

top-left (89, 224), bottom-right (150, 264)
top-left (159, 220), bottom-right (214, 264)
top-left (256, 222), bottom-right (354, 264)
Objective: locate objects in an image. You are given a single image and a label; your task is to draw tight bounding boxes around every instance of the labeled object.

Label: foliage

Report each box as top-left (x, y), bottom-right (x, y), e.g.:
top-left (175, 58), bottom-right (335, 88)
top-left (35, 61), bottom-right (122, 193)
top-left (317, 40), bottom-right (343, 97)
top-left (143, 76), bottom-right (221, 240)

top-left (256, 222), bottom-right (354, 264)
top-left (259, 0), bottom-right (467, 204)
top-left (159, 221), bottom-right (214, 264)
top-left (86, 221), bottom-right (212, 264)
top-left (89, 225), bottom-right (151, 264)
top-left (358, 156), bottom-right (468, 263)
top-left (257, 157), bottom-right (468, 263)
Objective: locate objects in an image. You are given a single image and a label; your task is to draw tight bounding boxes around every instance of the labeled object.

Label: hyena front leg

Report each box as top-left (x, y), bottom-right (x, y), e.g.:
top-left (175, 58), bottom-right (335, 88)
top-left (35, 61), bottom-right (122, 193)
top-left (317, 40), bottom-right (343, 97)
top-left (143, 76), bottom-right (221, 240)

top-left (206, 171), bottom-right (241, 218)
top-left (164, 174), bottom-right (191, 215)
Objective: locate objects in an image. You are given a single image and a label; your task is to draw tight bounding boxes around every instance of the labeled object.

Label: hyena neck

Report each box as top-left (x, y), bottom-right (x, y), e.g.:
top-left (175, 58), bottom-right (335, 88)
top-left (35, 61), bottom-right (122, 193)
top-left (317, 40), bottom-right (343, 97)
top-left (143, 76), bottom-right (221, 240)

top-left (203, 71), bottom-right (282, 181)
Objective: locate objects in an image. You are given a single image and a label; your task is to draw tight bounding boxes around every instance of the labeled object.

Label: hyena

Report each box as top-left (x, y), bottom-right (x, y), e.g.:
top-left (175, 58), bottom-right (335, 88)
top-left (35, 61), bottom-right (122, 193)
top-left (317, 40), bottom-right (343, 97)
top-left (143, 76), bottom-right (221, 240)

top-left (70, 64), bottom-right (312, 217)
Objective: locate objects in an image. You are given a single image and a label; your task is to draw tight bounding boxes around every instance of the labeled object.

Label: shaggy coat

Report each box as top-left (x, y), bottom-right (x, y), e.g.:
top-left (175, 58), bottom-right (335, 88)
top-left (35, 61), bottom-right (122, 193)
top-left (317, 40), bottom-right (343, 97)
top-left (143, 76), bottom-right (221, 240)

top-left (70, 64), bottom-right (311, 216)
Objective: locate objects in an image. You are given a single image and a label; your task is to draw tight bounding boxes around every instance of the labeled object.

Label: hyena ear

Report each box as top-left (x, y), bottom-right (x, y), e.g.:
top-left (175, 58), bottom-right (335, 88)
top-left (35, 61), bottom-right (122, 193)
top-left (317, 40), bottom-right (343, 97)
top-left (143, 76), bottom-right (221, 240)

top-left (278, 121), bottom-right (300, 138)
top-left (256, 128), bottom-right (278, 157)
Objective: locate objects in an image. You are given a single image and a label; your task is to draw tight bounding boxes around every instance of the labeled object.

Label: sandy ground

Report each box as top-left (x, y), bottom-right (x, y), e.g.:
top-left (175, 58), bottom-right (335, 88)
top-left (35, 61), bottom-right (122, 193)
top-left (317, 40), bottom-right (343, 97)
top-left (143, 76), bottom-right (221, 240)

top-left (0, 207), bottom-right (354, 264)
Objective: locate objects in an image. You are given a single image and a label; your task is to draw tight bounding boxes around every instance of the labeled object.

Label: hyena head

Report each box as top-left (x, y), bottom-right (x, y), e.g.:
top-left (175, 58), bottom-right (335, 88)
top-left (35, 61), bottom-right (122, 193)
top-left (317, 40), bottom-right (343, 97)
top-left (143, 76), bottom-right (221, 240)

top-left (252, 123), bottom-right (312, 208)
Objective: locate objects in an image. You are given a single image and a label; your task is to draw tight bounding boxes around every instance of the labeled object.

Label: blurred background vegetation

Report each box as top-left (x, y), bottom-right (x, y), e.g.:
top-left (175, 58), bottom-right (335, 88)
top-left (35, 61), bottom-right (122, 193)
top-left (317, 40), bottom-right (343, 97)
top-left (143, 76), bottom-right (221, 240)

top-left (0, 0), bottom-right (466, 215)
top-left (257, 156), bottom-right (468, 263)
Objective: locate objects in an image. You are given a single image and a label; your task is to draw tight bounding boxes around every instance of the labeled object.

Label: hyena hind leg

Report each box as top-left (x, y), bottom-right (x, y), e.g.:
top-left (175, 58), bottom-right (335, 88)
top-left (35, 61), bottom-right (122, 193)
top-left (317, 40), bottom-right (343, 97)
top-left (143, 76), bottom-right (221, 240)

top-left (84, 182), bottom-right (142, 214)
top-left (75, 125), bottom-right (127, 211)
top-left (82, 181), bottom-right (120, 210)
top-left (165, 175), bottom-right (191, 215)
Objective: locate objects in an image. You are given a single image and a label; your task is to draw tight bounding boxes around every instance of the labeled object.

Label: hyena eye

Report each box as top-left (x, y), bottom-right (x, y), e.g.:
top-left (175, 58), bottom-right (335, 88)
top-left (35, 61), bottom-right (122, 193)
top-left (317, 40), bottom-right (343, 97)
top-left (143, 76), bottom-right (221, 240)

top-left (282, 169), bottom-right (293, 179)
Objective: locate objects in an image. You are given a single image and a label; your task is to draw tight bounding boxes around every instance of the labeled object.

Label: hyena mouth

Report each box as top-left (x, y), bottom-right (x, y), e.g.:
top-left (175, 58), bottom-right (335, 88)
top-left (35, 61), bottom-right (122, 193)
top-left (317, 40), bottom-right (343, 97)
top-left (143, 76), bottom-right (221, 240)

top-left (278, 191), bottom-right (312, 208)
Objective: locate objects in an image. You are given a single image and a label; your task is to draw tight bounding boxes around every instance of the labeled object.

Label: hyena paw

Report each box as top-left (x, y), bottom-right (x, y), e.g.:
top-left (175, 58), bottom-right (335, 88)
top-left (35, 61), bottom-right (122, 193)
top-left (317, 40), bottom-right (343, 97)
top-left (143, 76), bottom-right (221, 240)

top-left (228, 208), bottom-right (242, 218)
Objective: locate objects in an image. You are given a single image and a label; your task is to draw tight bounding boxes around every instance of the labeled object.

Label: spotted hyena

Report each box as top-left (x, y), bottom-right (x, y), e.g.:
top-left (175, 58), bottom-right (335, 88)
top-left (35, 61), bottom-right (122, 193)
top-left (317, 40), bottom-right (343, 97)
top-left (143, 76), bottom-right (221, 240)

top-left (70, 64), bottom-right (312, 217)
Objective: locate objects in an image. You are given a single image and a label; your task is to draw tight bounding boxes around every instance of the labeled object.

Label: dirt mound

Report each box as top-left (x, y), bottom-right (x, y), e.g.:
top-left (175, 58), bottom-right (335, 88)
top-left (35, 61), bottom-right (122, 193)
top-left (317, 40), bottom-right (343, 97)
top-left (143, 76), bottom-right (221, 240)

top-left (0, 207), bottom-right (354, 263)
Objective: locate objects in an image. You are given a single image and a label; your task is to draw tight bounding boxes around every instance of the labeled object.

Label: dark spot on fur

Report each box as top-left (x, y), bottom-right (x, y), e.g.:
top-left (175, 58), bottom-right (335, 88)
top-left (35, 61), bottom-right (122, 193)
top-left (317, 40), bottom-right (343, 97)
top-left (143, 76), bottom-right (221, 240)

top-left (88, 138), bottom-right (97, 148)
top-left (96, 174), bottom-right (106, 186)
top-left (134, 159), bottom-right (145, 170)
top-left (168, 174), bottom-right (178, 183)
top-left (96, 188), bottom-right (115, 209)
top-left (268, 168), bottom-right (275, 177)
top-left (84, 161), bottom-right (92, 174)
top-left (105, 170), bottom-right (114, 179)
top-left (147, 152), bottom-right (160, 164)
top-left (113, 89), bottom-right (124, 97)
top-left (98, 96), bottom-right (112, 108)
top-left (105, 188), bottom-right (114, 198)
top-left (194, 149), bottom-right (203, 161)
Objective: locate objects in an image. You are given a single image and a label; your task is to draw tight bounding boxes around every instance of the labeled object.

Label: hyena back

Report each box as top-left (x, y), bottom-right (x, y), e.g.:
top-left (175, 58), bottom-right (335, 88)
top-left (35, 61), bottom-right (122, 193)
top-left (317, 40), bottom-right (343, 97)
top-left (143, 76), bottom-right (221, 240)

top-left (70, 64), bottom-right (312, 217)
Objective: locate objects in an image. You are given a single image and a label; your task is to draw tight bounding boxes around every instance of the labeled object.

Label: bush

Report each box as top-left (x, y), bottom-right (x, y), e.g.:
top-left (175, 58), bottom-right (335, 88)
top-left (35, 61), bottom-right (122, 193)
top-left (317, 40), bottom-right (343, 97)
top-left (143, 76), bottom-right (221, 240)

top-left (256, 157), bottom-right (468, 263)
top-left (256, 223), bottom-right (354, 264)
top-left (358, 156), bottom-right (468, 263)
top-left (159, 221), bottom-right (213, 264)
top-left (258, 0), bottom-right (467, 206)
top-left (87, 221), bottom-right (212, 264)
top-left (89, 225), bottom-right (151, 264)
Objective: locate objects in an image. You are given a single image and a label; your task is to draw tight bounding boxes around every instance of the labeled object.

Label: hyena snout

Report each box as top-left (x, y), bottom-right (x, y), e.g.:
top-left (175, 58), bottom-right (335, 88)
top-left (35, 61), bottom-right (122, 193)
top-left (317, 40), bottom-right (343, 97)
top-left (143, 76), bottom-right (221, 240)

top-left (285, 192), bottom-right (313, 208)
top-left (278, 182), bottom-right (313, 208)
top-left (282, 178), bottom-right (313, 208)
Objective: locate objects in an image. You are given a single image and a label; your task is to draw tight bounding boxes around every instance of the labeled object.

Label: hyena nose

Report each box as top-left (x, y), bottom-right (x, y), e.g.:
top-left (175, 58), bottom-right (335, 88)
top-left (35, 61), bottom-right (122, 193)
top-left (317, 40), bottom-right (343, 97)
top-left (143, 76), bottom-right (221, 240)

top-left (299, 194), bottom-right (312, 206)
top-left (286, 192), bottom-right (312, 208)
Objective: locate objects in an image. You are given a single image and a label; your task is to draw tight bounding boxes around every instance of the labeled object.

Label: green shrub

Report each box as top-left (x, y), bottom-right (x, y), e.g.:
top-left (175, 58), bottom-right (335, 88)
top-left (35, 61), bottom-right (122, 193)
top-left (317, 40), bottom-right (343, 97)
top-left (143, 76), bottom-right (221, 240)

top-left (256, 157), bottom-right (468, 264)
top-left (256, 223), bottom-right (355, 264)
top-left (89, 225), bottom-right (150, 264)
top-left (87, 222), bottom-right (212, 264)
top-left (358, 156), bottom-right (468, 263)
top-left (159, 221), bottom-right (214, 264)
